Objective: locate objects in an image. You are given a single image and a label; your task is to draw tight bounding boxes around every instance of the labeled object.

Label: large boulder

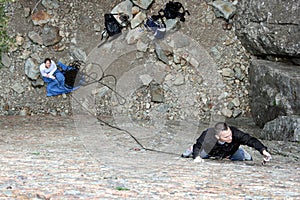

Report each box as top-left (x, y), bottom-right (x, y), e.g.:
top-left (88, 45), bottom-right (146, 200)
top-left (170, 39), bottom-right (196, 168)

top-left (235, 0), bottom-right (300, 58)
top-left (261, 115), bottom-right (300, 142)
top-left (249, 59), bottom-right (300, 128)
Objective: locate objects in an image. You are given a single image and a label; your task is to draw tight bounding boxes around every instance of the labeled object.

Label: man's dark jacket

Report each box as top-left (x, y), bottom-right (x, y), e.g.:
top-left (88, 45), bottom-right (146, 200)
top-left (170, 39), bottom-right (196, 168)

top-left (192, 126), bottom-right (267, 159)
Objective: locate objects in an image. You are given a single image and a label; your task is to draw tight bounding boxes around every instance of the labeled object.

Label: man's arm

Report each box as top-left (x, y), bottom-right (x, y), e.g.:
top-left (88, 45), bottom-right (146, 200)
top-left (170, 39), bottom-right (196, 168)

top-left (192, 130), bottom-right (207, 159)
top-left (232, 127), bottom-right (267, 154)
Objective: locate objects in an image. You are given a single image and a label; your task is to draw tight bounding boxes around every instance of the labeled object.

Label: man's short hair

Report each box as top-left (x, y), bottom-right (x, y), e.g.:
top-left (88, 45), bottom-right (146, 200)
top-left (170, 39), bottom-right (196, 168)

top-left (214, 122), bottom-right (228, 135)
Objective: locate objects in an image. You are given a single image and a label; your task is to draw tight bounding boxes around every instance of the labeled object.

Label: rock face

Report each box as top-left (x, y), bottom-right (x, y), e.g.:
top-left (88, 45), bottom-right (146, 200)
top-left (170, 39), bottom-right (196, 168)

top-left (235, 0), bottom-right (300, 58)
top-left (261, 115), bottom-right (300, 142)
top-left (249, 59), bottom-right (300, 128)
top-left (236, 0), bottom-right (300, 130)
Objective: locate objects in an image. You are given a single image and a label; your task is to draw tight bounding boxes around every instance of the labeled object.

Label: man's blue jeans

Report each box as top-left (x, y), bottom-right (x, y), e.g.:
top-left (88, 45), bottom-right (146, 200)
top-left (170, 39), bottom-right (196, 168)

top-left (229, 147), bottom-right (252, 161)
top-left (200, 147), bottom-right (252, 161)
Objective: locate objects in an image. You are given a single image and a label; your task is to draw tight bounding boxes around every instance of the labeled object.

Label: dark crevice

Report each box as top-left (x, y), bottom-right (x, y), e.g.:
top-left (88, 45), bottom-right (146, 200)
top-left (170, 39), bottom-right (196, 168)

top-left (255, 54), bottom-right (300, 66)
top-left (268, 22), bottom-right (299, 26)
top-left (249, 20), bottom-right (298, 26)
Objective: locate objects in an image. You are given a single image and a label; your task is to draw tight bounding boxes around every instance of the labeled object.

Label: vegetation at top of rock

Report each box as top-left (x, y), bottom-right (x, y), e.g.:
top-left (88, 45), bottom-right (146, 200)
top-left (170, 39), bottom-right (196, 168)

top-left (0, 0), bottom-right (13, 68)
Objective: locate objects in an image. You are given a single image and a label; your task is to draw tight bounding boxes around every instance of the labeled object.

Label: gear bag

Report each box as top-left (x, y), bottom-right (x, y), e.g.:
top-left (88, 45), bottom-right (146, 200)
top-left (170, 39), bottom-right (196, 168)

top-left (101, 13), bottom-right (122, 40)
top-left (63, 61), bottom-right (84, 89)
top-left (160, 1), bottom-right (190, 22)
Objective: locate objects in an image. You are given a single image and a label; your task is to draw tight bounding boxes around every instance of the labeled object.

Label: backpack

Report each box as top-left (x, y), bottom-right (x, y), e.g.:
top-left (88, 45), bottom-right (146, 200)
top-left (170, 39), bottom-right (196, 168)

top-left (160, 1), bottom-right (190, 22)
top-left (64, 61), bottom-right (84, 89)
top-left (101, 13), bottom-right (129, 40)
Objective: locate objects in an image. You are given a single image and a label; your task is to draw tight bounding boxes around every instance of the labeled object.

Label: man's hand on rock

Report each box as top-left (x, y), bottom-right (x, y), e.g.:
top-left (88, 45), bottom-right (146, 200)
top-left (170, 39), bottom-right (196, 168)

top-left (262, 150), bottom-right (272, 165)
top-left (194, 156), bottom-right (205, 163)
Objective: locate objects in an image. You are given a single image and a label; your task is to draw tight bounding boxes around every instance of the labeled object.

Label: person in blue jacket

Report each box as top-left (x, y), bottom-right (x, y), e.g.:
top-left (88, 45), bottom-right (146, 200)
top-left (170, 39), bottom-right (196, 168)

top-left (39, 58), bottom-right (81, 96)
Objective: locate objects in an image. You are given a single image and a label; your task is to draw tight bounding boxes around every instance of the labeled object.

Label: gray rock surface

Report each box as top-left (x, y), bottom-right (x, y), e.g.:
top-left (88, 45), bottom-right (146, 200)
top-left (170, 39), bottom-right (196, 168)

top-left (249, 59), bottom-right (300, 128)
top-left (24, 58), bottom-right (40, 80)
top-left (41, 25), bottom-right (62, 46)
top-left (235, 0), bottom-right (300, 58)
top-left (132, 0), bottom-right (154, 10)
top-left (261, 115), bottom-right (300, 142)
top-left (0, 0), bottom-right (279, 128)
top-left (0, 115), bottom-right (299, 199)
top-left (1, 53), bottom-right (11, 68)
top-left (208, 0), bottom-right (237, 20)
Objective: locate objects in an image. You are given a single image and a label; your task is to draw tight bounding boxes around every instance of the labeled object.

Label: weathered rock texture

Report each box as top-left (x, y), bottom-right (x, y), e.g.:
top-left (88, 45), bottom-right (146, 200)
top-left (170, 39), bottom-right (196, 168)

top-left (235, 0), bottom-right (300, 58)
top-left (261, 115), bottom-right (300, 142)
top-left (249, 59), bottom-right (300, 128)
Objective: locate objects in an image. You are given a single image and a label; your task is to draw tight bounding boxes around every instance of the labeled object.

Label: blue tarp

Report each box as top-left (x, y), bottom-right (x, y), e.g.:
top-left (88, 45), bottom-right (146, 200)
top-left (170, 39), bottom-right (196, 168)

top-left (43, 61), bottom-right (81, 96)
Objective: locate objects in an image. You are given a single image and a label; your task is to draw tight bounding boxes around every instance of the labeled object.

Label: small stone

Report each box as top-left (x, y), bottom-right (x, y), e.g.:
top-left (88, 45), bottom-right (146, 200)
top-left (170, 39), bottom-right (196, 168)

top-left (139, 74), bottom-right (153, 85)
top-left (136, 52), bottom-right (144, 59)
top-left (31, 10), bottom-right (51, 26)
top-left (41, 25), bottom-right (62, 46)
top-left (227, 102), bottom-right (235, 110)
top-left (145, 102), bottom-right (151, 109)
top-left (12, 82), bottom-right (25, 94)
top-left (189, 57), bottom-right (199, 68)
top-left (165, 74), bottom-right (174, 81)
top-left (232, 108), bottom-right (242, 118)
top-left (19, 109), bottom-right (27, 116)
top-left (28, 31), bottom-right (43, 45)
top-left (155, 43), bottom-right (169, 64)
top-left (150, 83), bottom-right (164, 103)
top-left (111, 0), bottom-right (133, 25)
top-left (222, 68), bottom-right (234, 77)
top-left (224, 38), bottom-right (235, 46)
top-left (50, 110), bottom-right (57, 116)
top-left (131, 12), bottom-right (146, 29)
top-left (31, 79), bottom-right (44, 87)
top-left (234, 67), bottom-right (245, 80)
top-left (132, 6), bottom-right (140, 15)
top-left (208, 0), bottom-right (236, 20)
top-left (173, 74), bottom-right (185, 86)
top-left (1, 53), bottom-right (11, 68)
top-left (132, 0), bottom-right (154, 9)
top-left (173, 64), bottom-right (182, 71)
top-left (221, 108), bottom-right (233, 117)
top-left (231, 98), bottom-right (240, 107)
top-left (137, 40), bottom-right (148, 52)
top-left (70, 46), bottom-right (87, 61)
top-left (24, 7), bottom-right (31, 18)
top-left (94, 24), bottom-right (102, 32)
top-left (24, 57), bottom-right (40, 80)
top-left (126, 28), bottom-right (145, 44)
top-left (16, 35), bottom-right (24, 46)
top-left (173, 54), bottom-right (181, 64)
top-left (42, 0), bottom-right (60, 9)
top-left (165, 19), bottom-right (179, 32)
top-left (3, 104), bottom-right (9, 111)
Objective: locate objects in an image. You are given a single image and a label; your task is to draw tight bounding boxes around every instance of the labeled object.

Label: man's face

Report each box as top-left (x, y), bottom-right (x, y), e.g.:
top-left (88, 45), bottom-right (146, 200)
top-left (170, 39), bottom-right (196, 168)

top-left (218, 127), bottom-right (232, 143)
top-left (45, 61), bottom-right (51, 68)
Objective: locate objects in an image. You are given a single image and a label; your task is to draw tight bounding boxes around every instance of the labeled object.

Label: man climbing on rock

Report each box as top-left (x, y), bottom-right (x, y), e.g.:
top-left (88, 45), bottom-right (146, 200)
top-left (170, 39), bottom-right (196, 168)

top-left (183, 122), bottom-right (272, 164)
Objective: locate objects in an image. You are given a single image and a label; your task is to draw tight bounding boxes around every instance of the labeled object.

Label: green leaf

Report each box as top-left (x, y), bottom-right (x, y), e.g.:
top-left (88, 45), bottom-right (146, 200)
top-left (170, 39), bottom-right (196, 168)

top-left (116, 187), bottom-right (130, 191)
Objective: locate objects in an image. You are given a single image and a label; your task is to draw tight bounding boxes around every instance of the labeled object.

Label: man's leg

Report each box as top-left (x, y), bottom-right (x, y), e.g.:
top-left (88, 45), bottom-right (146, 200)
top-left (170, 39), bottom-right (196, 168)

top-left (230, 147), bottom-right (252, 161)
top-left (199, 149), bottom-right (210, 159)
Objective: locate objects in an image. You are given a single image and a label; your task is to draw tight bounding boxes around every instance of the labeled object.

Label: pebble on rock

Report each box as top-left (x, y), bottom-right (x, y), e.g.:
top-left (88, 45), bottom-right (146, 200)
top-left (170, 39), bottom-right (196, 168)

top-left (31, 10), bottom-right (51, 26)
